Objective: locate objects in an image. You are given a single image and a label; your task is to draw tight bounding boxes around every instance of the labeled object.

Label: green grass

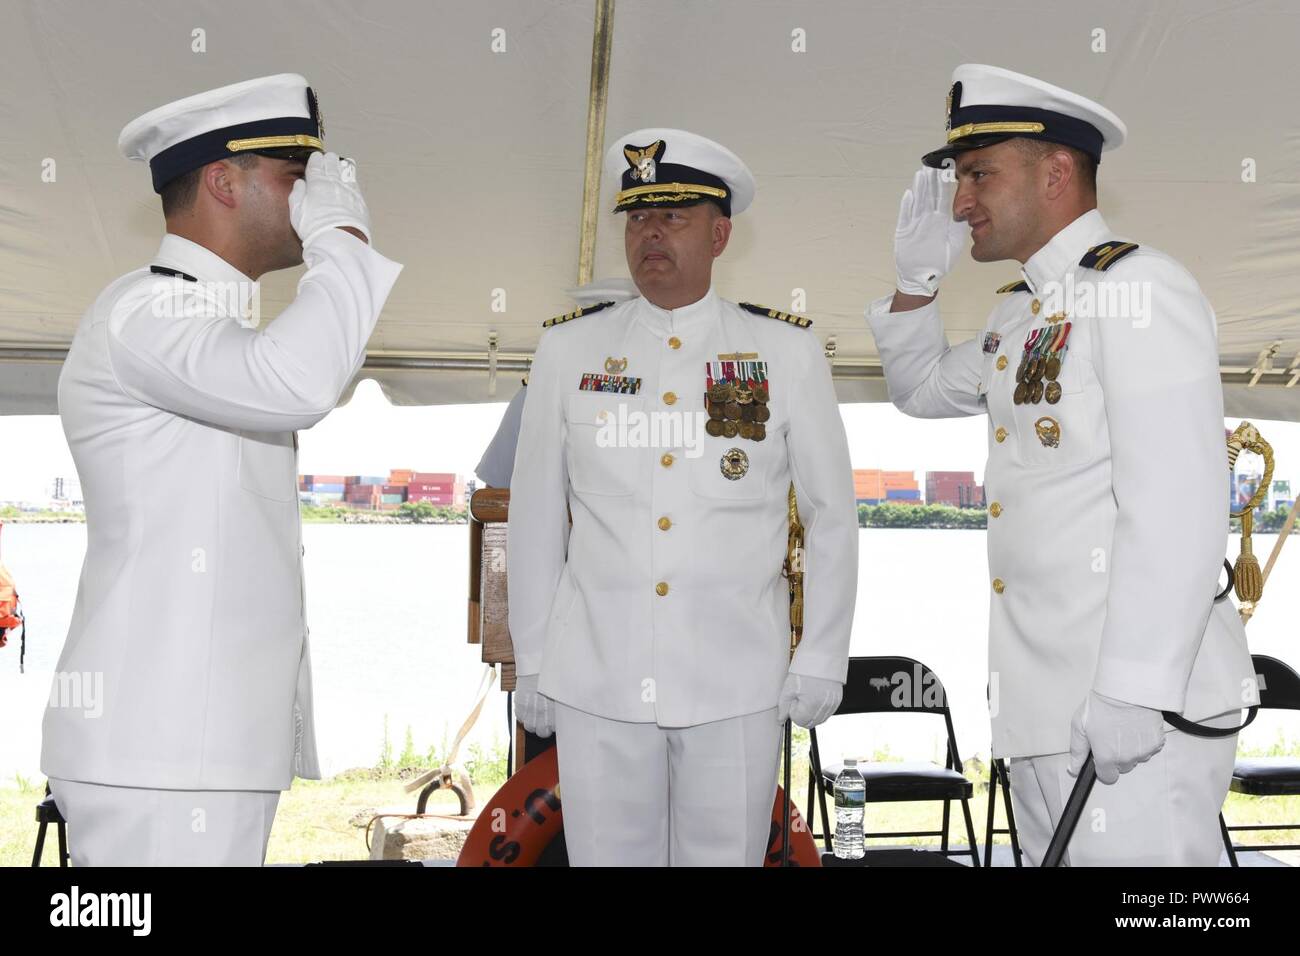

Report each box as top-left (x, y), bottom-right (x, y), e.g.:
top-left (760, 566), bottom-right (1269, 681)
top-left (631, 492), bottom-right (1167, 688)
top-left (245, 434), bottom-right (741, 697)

top-left (8, 733), bottom-right (1299, 865)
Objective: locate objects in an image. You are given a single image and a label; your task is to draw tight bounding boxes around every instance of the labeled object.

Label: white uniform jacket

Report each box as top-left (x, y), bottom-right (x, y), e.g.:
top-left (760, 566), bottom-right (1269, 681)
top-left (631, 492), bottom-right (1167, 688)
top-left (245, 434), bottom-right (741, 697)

top-left (507, 289), bottom-right (859, 727)
top-left (43, 230), bottom-right (402, 790)
top-left (868, 209), bottom-right (1254, 758)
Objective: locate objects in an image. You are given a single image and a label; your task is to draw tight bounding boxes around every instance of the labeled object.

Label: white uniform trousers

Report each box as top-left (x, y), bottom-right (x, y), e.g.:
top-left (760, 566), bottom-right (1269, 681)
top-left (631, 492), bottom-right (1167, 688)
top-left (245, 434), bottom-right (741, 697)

top-left (48, 777), bottom-right (280, 866)
top-left (1007, 711), bottom-right (1240, 866)
top-left (553, 702), bottom-right (783, 866)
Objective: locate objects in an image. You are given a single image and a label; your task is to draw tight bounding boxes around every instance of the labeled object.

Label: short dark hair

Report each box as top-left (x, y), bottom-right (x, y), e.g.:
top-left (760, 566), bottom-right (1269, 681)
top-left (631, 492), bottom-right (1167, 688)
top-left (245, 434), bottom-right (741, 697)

top-left (1014, 138), bottom-right (1097, 195)
top-left (160, 153), bottom-right (260, 218)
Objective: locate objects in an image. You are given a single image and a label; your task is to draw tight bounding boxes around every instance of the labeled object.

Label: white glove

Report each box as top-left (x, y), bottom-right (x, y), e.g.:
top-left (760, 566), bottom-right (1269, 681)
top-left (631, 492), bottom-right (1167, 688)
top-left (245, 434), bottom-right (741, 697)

top-left (777, 673), bottom-right (843, 729)
top-left (514, 674), bottom-right (554, 738)
top-left (1068, 690), bottom-right (1166, 785)
top-left (893, 166), bottom-right (967, 296)
top-left (288, 151), bottom-right (372, 247)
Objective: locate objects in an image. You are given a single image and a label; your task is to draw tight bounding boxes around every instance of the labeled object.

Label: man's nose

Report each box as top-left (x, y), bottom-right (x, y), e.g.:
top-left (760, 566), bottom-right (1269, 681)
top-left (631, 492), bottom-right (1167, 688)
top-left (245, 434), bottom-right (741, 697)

top-left (952, 183), bottom-right (976, 222)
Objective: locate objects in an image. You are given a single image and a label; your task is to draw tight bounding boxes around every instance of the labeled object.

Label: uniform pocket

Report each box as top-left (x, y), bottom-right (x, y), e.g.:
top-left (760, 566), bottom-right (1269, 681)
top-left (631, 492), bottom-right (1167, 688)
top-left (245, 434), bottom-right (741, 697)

top-left (1012, 350), bottom-right (1093, 468)
top-left (237, 430), bottom-right (297, 502)
top-left (564, 392), bottom-right (645, 496)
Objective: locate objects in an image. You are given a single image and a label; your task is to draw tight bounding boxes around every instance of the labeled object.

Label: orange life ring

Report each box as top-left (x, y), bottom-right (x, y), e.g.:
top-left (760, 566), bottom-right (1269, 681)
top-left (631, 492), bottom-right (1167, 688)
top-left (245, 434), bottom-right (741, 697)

top-left (457, 746), bottom-right (822, 866)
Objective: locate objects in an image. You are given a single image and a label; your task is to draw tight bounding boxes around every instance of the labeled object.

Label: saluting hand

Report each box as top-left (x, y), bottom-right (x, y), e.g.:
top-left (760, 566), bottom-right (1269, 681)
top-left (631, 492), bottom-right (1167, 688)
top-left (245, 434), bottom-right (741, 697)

top-left (288, 151), bottom-right (373, 247)
top-left (893, 166), bottom-right (967, 297)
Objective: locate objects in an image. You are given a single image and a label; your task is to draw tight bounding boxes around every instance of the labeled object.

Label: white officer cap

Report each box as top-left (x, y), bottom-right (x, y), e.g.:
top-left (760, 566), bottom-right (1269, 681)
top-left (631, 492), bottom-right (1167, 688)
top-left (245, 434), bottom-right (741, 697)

top-left (119, 73), bottom-right (325, 193)
top-left (604, 127), bottom-right (755, 217)
top-left (922, 64), bottom-right (1126, 168)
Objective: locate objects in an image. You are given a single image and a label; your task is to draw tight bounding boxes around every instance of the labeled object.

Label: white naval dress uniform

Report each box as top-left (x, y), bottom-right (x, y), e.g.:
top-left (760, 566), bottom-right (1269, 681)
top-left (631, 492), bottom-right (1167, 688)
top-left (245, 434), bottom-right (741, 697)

top-left (44, 230), bottom-right (402, 864)
top-left (475, 383), bottom-right (527, 488)
top-left (868, 209), bottom-right (1254, 865)
top-left (507, 287), bottom-right (858, 865)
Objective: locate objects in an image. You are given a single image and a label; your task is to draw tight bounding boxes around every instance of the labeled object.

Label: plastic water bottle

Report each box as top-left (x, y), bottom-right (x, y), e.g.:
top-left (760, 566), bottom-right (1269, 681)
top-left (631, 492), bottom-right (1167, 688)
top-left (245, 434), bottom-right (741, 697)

top-left (833, 758), bottom-right (866, 860)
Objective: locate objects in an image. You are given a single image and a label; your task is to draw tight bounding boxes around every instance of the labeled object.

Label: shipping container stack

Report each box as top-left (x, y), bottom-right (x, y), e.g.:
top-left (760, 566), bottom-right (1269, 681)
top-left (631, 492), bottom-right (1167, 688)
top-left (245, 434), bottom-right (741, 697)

top-left (852, 469), bottom-right (921, 506)
top-left (925, 470), bottom-right (985, 508)
top-left (407, 472), bottom-right (457, 506)
top-left (299, 474), bottom-right (346, 503)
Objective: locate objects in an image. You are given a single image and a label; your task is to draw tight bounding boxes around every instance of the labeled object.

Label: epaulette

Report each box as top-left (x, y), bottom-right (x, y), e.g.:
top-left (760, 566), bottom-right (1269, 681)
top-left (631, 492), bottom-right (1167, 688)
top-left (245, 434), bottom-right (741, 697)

top-left (996, 280), bottom-right (1030, 294)
top-left (541, 300), bottom-right (615, 329)
top-left (1079, 241), bottom-right (1140, 272)
top-left (739, 302), bottom-right (813, 328)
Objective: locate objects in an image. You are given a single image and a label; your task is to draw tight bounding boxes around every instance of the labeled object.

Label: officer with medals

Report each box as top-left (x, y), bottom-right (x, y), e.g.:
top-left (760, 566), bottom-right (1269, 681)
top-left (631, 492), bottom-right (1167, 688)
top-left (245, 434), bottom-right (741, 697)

top-left (867, 65), bottom-right (1255, 865)
top-left (43, 74), bottom-right (403, 865)
top-left (507, 128), bottom-right (858, 865)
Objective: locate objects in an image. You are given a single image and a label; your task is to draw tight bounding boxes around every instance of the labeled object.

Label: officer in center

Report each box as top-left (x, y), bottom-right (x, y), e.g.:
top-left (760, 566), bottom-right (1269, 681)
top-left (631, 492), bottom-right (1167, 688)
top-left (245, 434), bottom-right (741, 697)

top-left (867, 65), bottom-right (1254, 865)
top-left (507, 128), bottom-right (859, 866)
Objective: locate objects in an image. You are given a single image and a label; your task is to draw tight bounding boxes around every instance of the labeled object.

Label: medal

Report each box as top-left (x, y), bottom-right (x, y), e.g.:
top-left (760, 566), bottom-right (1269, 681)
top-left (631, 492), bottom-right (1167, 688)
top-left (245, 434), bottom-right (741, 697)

top-left (1045, 381), bottom-right (1062, 404)
top-left (705, 358), bottom-right (770, 443)
top-left (1013, 382), bottom-right (1028, 405)
top-left (720, 447), bottom-right (750, 480)
top-left (1034, 416), bottom-right (1061, 448)
top-left (1030, 379), bottom-right (1044, 403)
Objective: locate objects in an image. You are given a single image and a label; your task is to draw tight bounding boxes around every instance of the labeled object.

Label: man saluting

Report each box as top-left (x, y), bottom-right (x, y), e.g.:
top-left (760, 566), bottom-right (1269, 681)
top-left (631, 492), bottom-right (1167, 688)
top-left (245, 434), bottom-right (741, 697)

top-left (44, 74), bottom-right (402, 865)
top-left (868, 65), bottom-right (1254, 865)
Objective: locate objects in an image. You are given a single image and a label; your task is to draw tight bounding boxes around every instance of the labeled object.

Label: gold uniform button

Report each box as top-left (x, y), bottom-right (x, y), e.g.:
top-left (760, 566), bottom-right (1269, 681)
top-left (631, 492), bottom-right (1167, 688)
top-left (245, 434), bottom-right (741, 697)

top-left (660, 453), bottom-right (675, 468)
top-left (668, 336), bottom-right (682, 350)
top-left (663, 391), bottom-right (677, 405)
top-left (1030, 298), bottom-right (1041, 315)
top-left (657, 516), bottom-right (672, 531)
top-left (989, 502), bottom-right (1002, 518)
top-left (995, 426), bottom-right (1008, 443)
top-left (996, 355), bottom-right (1008, 371)
top-left (992, 578), bottom-right (1005, 594)
top-left (655, 582), bottom-right (669, 597)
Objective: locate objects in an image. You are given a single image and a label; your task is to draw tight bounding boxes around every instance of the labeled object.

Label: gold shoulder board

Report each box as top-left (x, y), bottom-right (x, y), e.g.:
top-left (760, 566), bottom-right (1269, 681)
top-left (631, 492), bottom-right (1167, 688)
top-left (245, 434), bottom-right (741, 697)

top-left (1079, 241), bottom-right (1140, 272)
top-left (739, 301), bottom-right (813, 328)
top-left (541, 300), bottom-right (616, 329)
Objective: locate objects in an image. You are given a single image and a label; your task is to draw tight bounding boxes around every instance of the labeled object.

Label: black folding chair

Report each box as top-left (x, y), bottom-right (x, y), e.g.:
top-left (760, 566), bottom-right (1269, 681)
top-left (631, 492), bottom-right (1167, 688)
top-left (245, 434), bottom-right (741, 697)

top-left (32, 783), bottom-right (69, 867)
top-left (807, 655), bottom-right (980, 865)
top-left (982, 757), bottom-right (1023, 866)
top-left (1220, 654), bottom-right (1300, 866)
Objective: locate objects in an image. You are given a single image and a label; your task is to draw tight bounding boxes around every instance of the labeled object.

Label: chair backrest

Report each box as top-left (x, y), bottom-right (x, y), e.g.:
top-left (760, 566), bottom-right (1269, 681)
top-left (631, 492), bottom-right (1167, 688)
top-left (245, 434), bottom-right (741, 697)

top-left (1254, 654), bottom-right (1300, 711)
top-left (837, 655), bottom-right (953, 717)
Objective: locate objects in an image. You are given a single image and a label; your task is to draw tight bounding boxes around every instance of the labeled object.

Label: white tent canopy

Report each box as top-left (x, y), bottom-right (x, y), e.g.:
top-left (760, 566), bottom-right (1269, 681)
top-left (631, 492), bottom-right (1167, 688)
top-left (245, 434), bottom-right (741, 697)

top-left (2, 0), bottom-right (1297, 418)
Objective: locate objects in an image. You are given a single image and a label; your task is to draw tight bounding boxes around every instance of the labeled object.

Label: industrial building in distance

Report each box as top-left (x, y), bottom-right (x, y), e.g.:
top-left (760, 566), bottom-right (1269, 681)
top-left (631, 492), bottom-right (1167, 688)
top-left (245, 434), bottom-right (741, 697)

top-left (298, 470), bottom-right (468, 510)
top-left (852, 469), bottom-right (985, 509)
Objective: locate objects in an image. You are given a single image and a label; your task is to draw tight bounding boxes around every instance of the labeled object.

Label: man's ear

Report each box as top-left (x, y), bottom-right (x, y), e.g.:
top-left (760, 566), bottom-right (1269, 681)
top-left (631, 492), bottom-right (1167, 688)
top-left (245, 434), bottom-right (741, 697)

top-left (711, 213), bottom-right (733, 257)
top-left (1043, 148), bottom-right (1076, 202)
top-left (202, 159), bottom-right (239, 210)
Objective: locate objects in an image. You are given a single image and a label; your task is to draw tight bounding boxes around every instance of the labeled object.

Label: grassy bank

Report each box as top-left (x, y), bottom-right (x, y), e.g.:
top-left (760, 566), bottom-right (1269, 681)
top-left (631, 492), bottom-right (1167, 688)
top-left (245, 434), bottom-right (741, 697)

top-left (8, 738), bottom-right (1299, 866)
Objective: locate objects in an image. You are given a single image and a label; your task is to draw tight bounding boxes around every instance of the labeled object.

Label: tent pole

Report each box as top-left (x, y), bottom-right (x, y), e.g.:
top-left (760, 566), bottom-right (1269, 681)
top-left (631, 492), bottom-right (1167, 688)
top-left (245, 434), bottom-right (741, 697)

top-left (576, 0), bottom-right (616, 286)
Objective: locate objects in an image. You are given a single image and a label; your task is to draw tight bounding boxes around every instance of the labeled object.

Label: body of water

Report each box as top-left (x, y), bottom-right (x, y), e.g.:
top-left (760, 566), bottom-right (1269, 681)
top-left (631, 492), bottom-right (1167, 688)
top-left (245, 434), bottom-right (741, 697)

top-left (1, 524), bottom-right (1295, 787)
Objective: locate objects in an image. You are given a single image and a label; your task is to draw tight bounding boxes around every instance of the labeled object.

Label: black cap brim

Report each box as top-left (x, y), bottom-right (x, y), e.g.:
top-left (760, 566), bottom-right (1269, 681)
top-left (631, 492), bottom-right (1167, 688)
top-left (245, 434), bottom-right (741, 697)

top-left (921, 134), bottom-right (1015, 168)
